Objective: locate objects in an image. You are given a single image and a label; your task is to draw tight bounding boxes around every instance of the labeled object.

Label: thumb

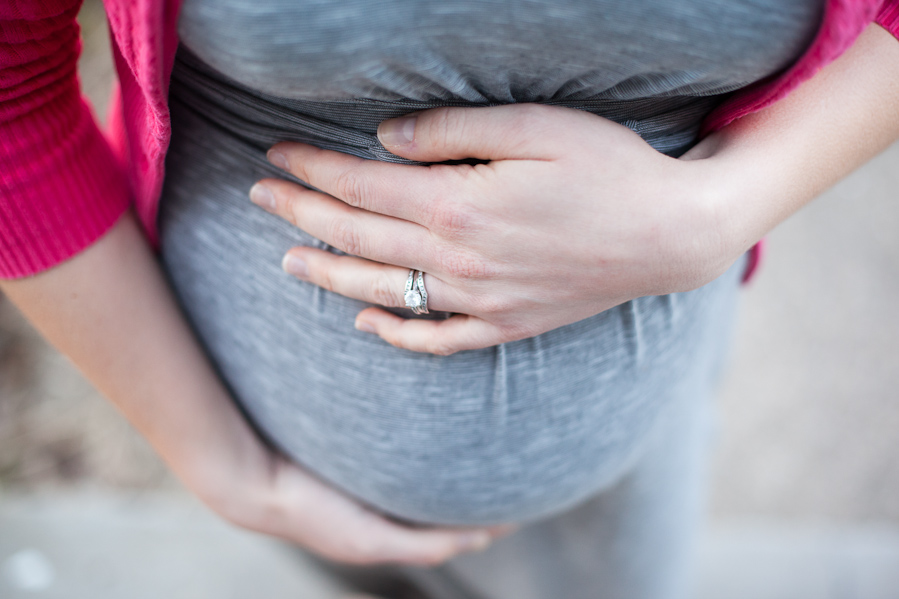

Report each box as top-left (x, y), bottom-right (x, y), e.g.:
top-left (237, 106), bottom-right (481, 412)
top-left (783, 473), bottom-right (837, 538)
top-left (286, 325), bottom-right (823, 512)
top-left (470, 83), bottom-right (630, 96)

top-left (377, 104), bottom-right (576, 162)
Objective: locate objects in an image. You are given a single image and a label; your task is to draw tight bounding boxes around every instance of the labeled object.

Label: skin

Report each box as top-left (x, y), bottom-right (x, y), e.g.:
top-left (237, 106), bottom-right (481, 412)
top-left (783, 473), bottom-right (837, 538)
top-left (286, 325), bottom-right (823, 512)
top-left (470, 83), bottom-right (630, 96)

top-left (2, 23), bottom-right (898, 567)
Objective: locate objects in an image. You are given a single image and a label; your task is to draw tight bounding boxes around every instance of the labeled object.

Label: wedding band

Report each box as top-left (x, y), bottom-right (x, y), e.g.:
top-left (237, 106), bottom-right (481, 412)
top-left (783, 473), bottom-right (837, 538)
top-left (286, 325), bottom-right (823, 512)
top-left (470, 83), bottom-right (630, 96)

top-left (414, 270), bottom-right (429, 315)
top-left (404, 269), bottom-right (423, 313)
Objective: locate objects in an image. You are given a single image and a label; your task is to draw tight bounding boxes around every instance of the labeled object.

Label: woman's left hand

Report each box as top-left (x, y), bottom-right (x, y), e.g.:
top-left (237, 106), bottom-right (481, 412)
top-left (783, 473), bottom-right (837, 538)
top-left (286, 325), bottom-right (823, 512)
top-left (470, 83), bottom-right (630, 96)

top-left (250, 104), bottom-right (744, 355)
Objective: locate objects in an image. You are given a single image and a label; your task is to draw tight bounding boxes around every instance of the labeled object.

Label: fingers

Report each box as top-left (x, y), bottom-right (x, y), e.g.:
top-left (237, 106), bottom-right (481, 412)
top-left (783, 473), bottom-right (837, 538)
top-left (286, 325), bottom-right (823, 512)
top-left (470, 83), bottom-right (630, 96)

top-left (329, 507), bottom-right (519, 566)
top-left (282, 247), bottom-right (468, 314)
top-left (251, 178), bottom-right (434, 269)
top-left (352, 516), bottom-right (493, 566)
top-left (264, 457), bottom-right (505, 567)
top-left (354, 308), bottom-right (509, 355)
top-left (266, 142), bottom-right (466, 226)
top-left (376, 103), bottom-right (588, 162)
top-left (279, 248), bottom-right (515, 354)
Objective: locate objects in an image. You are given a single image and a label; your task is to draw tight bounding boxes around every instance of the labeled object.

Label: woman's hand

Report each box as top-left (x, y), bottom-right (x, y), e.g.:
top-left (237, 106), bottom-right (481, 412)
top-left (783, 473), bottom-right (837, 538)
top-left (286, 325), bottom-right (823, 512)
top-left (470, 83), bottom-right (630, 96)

top-left (251, 104), bottom-right (741, 355)
top-left (251, 24), bottom-right (899, 357)
top-left (1, 214), bottom-right (503, 568)
top-left (206, 447), bottom-right (503, 567)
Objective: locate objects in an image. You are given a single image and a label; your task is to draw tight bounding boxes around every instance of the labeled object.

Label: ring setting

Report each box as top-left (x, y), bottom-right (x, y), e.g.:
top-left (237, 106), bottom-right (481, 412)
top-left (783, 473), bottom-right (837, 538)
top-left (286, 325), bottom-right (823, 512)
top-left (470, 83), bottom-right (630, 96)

top-left (404, 269), bottom-right (429, 315)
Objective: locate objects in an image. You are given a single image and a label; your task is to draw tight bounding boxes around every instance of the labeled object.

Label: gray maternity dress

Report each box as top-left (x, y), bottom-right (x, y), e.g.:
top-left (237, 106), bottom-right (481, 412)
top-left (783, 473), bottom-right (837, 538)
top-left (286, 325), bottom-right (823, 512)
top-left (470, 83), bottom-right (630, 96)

top-left (158, 1), bottom-right (823, 597)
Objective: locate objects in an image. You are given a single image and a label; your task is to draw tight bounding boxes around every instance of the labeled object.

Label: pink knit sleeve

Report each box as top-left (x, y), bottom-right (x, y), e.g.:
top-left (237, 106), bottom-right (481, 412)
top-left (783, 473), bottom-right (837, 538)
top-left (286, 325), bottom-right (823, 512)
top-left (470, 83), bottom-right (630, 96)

top-left (0, 0), bottom-right (130, 279)
top-left (877, 0), bottom-right (899, 37)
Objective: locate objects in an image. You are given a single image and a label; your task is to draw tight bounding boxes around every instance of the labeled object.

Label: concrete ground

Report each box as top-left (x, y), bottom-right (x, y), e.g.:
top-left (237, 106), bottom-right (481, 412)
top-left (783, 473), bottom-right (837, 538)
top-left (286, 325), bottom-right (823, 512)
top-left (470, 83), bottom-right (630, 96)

top-left (3, 492), bottom-right (899, 599)
top-left (1, 1), bottom-right (898, 597)
top-left (710, 137), bottom-right (899, 523)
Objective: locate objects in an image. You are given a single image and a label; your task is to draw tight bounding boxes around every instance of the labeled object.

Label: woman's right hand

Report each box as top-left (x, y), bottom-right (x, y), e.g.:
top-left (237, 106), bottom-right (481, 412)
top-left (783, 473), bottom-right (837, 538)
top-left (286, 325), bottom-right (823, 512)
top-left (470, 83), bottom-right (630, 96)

top-left (1, 214), bottom-right (503, 568)
top-left (205, 450), bottom-right (503, 566)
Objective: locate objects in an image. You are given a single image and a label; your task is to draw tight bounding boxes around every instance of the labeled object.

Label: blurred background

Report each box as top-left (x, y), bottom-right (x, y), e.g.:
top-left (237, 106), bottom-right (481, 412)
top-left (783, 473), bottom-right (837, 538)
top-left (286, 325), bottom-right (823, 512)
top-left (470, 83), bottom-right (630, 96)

top-left (2, 1), bottom-right (898, 597)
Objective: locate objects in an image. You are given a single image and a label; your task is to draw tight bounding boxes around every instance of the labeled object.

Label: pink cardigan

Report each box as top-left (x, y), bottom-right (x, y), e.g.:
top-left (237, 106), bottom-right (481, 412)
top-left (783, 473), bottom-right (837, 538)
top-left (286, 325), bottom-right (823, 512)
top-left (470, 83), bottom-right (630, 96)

top-left (1, 0), bottom-right (898, 279)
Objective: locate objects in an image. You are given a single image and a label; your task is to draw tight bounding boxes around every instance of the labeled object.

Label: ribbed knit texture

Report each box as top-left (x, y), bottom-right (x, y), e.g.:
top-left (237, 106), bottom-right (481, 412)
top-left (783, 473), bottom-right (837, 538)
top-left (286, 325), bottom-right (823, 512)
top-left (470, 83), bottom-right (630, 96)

top-left (878, 0), bottom-right (899, 33)
top-left (0, 0), bottom-right (130, 278)
top-left (0, 0), bottom-right (897, 279)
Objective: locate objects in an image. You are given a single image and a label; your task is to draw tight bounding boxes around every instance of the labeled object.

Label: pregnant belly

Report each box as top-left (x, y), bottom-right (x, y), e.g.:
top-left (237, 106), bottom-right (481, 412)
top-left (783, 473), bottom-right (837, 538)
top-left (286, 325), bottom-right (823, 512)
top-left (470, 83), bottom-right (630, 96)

top-left (158, 107), bottom-right (740, 526)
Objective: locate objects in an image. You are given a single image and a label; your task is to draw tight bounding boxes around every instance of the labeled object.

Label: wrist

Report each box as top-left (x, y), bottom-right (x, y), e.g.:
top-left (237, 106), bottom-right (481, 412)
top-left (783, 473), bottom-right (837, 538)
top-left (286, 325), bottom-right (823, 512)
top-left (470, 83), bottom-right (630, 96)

top-left (682, 131), bottom-right (772, 268)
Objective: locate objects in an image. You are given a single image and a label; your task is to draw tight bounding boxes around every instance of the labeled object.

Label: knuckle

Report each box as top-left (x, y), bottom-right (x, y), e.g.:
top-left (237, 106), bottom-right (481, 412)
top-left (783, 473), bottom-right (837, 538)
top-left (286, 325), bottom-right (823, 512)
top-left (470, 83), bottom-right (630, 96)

top-left (286, 147), bottom-right (311, 182)
top-left (285, 196), bottom-right (303, 227)
top-left (316, 266), bottom-right (337, 293)
top-left (334, 167), bottom-right (370, 209)
top-left (430, 199), bottom-right (473, 237)
top-left (329, 218), bottom-right (365, 256)
top-left (437, 249), bottom-right (490, 280)
top-left (425, 108), bottom-right (458, 151)
top-left (284, 149), bottom-right (320, 188)
top-left (370, 271), bottom-right (400, 307)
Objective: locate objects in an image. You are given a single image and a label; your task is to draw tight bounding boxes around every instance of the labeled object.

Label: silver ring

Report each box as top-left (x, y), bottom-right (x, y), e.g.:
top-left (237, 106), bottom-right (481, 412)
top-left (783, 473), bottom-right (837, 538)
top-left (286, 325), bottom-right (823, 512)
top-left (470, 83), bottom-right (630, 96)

top-left (414, 270), bottom-right (429, 315)
top-left (404, 269), bottom-right (423, 313)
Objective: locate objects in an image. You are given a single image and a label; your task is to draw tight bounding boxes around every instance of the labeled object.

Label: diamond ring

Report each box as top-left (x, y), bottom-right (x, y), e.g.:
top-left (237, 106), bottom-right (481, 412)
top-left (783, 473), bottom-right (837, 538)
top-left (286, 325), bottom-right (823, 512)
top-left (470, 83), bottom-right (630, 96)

top-left (403, 269), bottom-right (429, 315)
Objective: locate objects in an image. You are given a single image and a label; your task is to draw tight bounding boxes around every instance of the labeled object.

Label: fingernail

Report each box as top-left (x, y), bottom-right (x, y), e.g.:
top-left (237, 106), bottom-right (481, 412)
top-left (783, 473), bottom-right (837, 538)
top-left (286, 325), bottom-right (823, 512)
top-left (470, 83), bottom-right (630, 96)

top-left (460, 532), bottom-right (491, 552)
top-left (249, 183), bottom-right (276, 211)
top-left (282, 253), bottom-right (309, 278)
top-left (267, 149), bottom-right (289, 170)
top-left (378, 115), bottom-right (417, 148)
top-left (355, 319), bottom-right (376, 334)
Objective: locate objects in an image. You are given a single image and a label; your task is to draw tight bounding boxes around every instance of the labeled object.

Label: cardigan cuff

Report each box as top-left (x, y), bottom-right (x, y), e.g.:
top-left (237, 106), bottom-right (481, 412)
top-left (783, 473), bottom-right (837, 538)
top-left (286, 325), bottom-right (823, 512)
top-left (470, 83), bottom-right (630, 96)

top-left (876, 2), bottom-right (899, 38)
top-left (0, 94), bottom-right (131, 279)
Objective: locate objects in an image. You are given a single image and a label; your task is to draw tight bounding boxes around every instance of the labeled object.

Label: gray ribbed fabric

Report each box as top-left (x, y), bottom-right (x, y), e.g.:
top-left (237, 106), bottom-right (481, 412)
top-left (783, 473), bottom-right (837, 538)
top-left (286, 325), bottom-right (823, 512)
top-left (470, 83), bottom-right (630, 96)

top-left (160, 0), bottom-right (820, 530)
